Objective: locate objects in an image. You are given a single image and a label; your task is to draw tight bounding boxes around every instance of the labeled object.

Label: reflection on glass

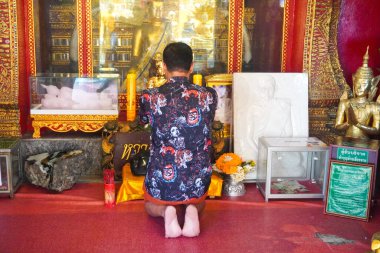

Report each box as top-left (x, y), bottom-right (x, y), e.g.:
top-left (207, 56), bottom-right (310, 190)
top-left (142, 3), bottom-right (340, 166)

top-left (271, 151), bottom-right (307, 178)
top-left (243, 0), bottom-right (284, 72)
top-left (29, 74), bottom-right (120, 111)
top-left (33, 0), bottom-right (78, 73)
top-left (11, 154), bottom-right (20, 188)
top-left (0, 156), bottom-right (7, 191)
top-left (91, 0), bottom-right (230, 91)
top-left (31, 1), bottom-right (285, 85)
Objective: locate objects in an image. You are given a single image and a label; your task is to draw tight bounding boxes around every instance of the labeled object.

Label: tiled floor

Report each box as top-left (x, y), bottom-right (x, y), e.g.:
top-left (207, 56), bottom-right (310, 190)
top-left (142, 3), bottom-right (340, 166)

top-left (0, 183), bottom-right (379, 253)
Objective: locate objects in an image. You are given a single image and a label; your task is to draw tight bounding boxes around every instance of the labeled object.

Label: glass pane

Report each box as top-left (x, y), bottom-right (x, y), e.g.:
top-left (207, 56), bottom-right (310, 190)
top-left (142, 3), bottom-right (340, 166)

top-left (243, 0), bottom-right (284, 72)
top-left (33, 0), bottom-right (78, 73)
top-left (91, 0), bottom-right (230, 92)
top-left (0, 156), bottom-right (8, 191)
top-left (11, 149), bottom-right (20, 188)
top-left (29, 74), bottom-right (120, 111)
top-left (271, 151), bottom-right (308, 180)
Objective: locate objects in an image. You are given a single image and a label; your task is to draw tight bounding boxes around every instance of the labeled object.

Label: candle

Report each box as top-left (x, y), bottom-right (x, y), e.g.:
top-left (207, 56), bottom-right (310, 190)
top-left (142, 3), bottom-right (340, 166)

top-left (126, 73), bottom-right (137, 122)
top-left (193, 74), bottom-right (203, 86)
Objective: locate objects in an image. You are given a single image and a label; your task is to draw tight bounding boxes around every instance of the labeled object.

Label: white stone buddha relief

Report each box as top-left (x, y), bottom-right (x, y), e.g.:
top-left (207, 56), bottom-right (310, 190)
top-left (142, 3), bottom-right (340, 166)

top-left (233, 73), bottom-right (309, 180)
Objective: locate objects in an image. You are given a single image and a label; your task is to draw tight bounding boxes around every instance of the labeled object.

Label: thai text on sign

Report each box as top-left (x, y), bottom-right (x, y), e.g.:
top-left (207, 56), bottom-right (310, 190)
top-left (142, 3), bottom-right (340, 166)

top-left (337, 147), bottom-right (369, 163)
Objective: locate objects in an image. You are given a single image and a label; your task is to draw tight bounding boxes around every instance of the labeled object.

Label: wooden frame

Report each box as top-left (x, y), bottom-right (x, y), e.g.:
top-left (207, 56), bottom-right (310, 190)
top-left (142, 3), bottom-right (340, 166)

top-left (325, 160), bottom-right (374, 221)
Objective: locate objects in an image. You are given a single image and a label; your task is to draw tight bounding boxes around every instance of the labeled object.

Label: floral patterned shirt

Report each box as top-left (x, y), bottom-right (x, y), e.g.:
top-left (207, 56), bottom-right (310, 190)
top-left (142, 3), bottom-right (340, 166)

top-left (139, 76), bottom-right (217, 203)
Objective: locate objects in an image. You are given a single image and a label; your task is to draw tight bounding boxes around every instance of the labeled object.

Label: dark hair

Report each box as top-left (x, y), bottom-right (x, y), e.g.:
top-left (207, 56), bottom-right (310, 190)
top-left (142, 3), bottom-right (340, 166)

top-left (163, 42), bottom-right (193, 72)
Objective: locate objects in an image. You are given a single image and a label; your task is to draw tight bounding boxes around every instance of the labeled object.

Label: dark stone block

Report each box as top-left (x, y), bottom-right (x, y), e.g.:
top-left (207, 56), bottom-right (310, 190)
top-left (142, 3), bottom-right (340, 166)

top-left (21, 136), bottom-right (102, 179)
top-left (25, 150), bottom-right (84, 192)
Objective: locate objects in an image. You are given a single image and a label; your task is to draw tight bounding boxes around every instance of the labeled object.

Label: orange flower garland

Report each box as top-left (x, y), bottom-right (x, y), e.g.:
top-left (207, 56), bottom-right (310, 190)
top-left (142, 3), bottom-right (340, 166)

top-left (215, 153), bottom-right (243, 174)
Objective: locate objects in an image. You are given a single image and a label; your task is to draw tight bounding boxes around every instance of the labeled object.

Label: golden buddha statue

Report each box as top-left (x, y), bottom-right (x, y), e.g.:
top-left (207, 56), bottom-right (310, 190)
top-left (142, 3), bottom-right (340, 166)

top-left (372, 231), bottom-right (380, 253)
top-left (335, 47), bottom-right (380, 139)
top-left (147, 53), bottom-right (167, 88)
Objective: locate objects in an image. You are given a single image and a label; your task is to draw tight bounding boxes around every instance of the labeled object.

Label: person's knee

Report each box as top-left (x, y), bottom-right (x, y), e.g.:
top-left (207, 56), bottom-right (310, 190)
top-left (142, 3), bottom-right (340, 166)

top-left (188, 201), bottom-right (205, 213)
top-left (144, 201), bottom-right (166, 217)
top-left (144, 201), bottom-right (156, 216)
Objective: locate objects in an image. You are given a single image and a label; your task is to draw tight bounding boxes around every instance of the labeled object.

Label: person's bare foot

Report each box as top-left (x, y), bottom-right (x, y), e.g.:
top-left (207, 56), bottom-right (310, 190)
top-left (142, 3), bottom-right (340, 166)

top-left (182, 205), bottom-right (200, 237)
top-left (164, 206), bottom-right (182, 238)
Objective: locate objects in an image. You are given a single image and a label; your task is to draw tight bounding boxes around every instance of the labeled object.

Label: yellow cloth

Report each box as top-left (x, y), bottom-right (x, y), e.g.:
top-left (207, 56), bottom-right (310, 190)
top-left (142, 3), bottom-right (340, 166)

top-left (116, 164), bottom-right (223, 204)
top-left (208, 172), bottom-right (224, 198)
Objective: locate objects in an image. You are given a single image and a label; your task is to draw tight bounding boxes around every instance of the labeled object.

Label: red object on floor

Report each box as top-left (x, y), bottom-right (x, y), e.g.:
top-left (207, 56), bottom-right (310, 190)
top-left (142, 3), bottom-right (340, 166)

top-left (104, 183), bottom-right (115, 208)
top-left (0, 183), bottom-right (379, 253)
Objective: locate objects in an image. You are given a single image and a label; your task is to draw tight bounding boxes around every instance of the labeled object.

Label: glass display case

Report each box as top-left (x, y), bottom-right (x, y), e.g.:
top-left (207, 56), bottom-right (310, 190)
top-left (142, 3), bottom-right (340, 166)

top-left (26, 1), bottom-right (286, 84)
top-left (30, 73), bottom-right (120, 138)
top-left (28, 0), bottom-right (238, 89)
top-left (205, 74), bottom-right (233, 158)
top-left (0, 139), bottom-right (22, 198)
top-left (257, 137), bottom-right (329, 202)
top-left (24, 0), bottom-right (288, 118)
top-left (90, 0), bottom-right (232, 90)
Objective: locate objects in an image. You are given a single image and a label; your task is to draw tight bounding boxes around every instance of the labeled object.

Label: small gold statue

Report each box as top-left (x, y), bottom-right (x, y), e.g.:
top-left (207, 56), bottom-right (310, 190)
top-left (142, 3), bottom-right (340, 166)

top-left (147, 53), bottom-right (167, 88)
top-left (335, 46), bottom-right (380, 139)
top-left (371, 232), bottom-right (380, 253)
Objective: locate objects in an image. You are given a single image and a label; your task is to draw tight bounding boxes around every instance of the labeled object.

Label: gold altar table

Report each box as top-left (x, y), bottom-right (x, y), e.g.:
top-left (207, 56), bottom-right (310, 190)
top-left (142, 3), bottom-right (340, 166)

top-left (116, 164), bottom-right (223, 204)
top-left (31, 114), bottom-right (118, 138)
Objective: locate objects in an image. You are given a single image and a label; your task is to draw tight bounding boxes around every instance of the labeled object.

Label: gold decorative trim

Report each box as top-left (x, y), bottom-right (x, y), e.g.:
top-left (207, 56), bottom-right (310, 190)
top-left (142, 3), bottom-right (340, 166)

top-left (0, 1), bottom-right (11, 100)
top-left (228, 1), bottom-right (244, 73)
top-left (0, 128), bottom-right (21, 138)
top-left (31, 114), bottom-right (118, 138)
top-left (281, 0), bottom-right (291, 72)
top-left (85, 0), bottom-right (93, 76)
top-left (0, 107), bottom-right (20, 137)
top-left (227, 1), bottom-right (235, 73)
top-left (118, 94), bottom-right (127, 111)
top-left (26, 0), bottom-right (36, 75)
top-left (77, 0), bottom-right (84, 76)
top-left (329, 0), bottom-right (346, 92)
top-left (302, 0), bottom-right (346, 144)
top-left (0, 107), bottom-right (18, 118)
top-left (10, 0), bottom-right (18, 101)
top-left (303, 0), bottom-right (342, 101)
top-left (205, 74), bottom-right (232, 85)
top-left (0, 0), bottom-right (18, 102)
top-left (0, 1), bottom-right (21, 137)
top-left (236, 1), bottom-right (244, 72)
top-left (303, 0), bottom-right (316, 73)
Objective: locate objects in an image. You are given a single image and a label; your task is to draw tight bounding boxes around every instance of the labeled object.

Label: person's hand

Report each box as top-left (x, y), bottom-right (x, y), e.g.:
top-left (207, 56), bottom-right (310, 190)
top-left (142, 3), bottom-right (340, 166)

top-left (347, 104), bottom-right (359, 126)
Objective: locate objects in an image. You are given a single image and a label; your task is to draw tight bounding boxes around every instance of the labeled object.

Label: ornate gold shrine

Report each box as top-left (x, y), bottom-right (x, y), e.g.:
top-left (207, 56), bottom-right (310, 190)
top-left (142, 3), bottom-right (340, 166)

top-left (3, 0), bottom-right (369, 141)
top-left (31, 114), bottom-right (118, 138)
top-left (205, 74), bottom-right (233, 156)
top-left (303, 0), bottom-right (346, 144)
top-left (205, 73), bottom-right (232, 138)
top-left (0, 0), bottom-right (24, 137)
top-left (18, 0), bottom-right (246, 137)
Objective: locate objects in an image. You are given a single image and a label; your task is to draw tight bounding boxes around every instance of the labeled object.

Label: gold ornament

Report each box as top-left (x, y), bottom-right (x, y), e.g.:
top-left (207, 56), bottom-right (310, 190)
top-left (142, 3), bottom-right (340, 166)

top-left (371, 232), bottom-right (380, 253)
top-left (335, 46), bottom-right (380, 139)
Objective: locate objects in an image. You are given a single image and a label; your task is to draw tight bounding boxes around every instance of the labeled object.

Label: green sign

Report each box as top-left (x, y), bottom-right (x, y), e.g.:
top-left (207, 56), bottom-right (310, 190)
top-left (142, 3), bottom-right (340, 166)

top-left (325, 160), bottom-right (373, 221)
top-left (337, 147), bottom-right (369, 163)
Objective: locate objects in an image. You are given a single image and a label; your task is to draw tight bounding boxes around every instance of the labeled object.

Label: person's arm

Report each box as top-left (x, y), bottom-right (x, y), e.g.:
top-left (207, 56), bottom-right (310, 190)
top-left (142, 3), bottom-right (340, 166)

top-left (356, 104), bottom-right (380, 135)
top-left (206, 87), bottom-right (218, 121)
top-left (335, 99), bottom-right (350, 130)
top-left (138, 91), bottom-right (151, 125)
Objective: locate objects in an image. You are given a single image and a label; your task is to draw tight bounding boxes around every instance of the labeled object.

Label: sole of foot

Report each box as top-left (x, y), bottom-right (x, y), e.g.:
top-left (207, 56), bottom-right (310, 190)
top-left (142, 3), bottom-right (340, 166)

top-left (182, 205), bottom-right (200, 237)
top-left (164, 206), bottom-right (182, 238)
